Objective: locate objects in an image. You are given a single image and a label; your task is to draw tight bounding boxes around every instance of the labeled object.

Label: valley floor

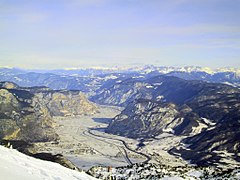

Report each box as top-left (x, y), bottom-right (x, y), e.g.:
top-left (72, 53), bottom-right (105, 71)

top-left (34, 105), bottom-right (188, 170)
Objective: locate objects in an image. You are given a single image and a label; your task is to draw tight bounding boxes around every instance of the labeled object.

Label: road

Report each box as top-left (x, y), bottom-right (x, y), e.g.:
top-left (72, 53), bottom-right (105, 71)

top-left (86, 127), bottom-right (151, 164)
top-left (82, 129), bottom-right (133, 165)
top-left (34, 105), bottom-right (188, 170)
top-left (35, 105), bottom-right (150, 170)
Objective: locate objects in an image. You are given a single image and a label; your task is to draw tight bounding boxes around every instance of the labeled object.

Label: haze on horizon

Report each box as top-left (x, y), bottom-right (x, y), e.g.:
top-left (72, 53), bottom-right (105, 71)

top-left (0, 0), bottom-right (239, 69)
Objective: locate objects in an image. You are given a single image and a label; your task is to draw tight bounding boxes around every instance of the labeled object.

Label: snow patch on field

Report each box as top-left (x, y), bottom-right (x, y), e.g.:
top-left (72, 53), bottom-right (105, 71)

top-left (139, 133), bottom-right (188, 166)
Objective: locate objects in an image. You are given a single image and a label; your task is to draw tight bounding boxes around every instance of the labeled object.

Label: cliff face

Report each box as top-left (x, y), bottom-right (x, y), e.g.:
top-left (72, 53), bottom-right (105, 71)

top-left (0, 82), bottom-right (98, 142)
top-left (0, 87), bottom-right (57, 142)
top-left (35, 90), bottom-right (98, 116)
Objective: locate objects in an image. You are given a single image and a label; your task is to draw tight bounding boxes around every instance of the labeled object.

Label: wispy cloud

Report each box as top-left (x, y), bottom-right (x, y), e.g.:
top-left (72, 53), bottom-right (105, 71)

top-left (131, 24), bottom-right (240, 36)
top-left (18, 13), bottom-right (48, 23)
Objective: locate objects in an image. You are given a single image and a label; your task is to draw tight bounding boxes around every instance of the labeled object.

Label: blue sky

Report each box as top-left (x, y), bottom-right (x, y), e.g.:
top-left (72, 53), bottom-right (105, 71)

top-left (0, 0), bottom-right (239, 69)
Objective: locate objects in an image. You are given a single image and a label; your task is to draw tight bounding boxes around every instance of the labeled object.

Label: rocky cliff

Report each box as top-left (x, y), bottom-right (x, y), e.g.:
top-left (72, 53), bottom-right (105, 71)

top-left (34, 90), bottom-right (98, 116)
top-left (0, 87), bottom-right (57, 142)
top-left (0, 82), bottom-right (98, 142)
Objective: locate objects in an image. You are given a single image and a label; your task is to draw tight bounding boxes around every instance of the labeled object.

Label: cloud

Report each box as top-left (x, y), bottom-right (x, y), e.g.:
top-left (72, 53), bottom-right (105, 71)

top-left (131, 24), bottom-right (240, 36)
top-left (63, 0), bottom-right (111, 7)
top-left (23, 13), bottom-right (48, 23)
top-left (0, 1), bottom-right (48, 23)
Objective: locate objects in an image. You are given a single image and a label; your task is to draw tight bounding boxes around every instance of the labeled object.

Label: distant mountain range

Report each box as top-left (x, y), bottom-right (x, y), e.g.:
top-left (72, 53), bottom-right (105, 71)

top-left (0, 66), bottom-right (239, 92)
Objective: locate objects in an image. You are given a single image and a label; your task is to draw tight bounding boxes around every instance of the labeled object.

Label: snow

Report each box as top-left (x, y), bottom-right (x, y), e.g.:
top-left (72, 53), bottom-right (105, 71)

top-left (13, 77), bottom-right (23, 81)
top-left (187, 170), bottom-right (203, 178)
top-left (156, 95), bottom-right (164, 100)
top-left (90, 162), bottom-right (240, 180)
top-left (212, 150), bottom-right (240, 166)
top-left (161, 177), bottom-right (184, 180)
top-left (190, 122), bottom-right (207, 135)
top-left (140, 133), bottom-right (189, 167)
top-left (34, 106), bottom-right (142, 170)
top-left (0, 145), bottom-right (96, 180)
top-left (132, 75), bottom-right (144, 79)
top-left (104, 75), bottom-right (118, 80)
top-left (153, 82), bottom-right (163, 86)
top-left (162, 127), bottom-right (175, 134)
top-left (201, 118), bottom-right (216, 126)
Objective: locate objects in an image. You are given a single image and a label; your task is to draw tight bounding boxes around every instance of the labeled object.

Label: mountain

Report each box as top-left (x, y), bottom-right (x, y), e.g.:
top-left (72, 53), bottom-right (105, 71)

top-left (170, 119), bottom-right (240, 166)
top-left (165, 71), bottom-right (240, 87)
top-left (0, 67), bottom-right (25, 76)
top-left (33, 90), bottom-right (98, 116)
top-left (0, 145), bottom-right (96, 180)
top-left (105, 75), bottom-right (240, 138)
top-left (0, 69), bottom-right (137, 95)
top-left (0, 82), bottom-right (98, 142)
top-left (103, 75), bottom-right (240, 165)
top-left (0, 83), bottom-right (57, 142)
top-left (106, 99), bottom-right (203, 138)
top-left (92, 75), bottom-right (222, 106)
top-left (0, 66), bottom-right (239, 95)
top-left (0, 71), bottom-right (91, 91)
top-left (0, 67), bottom-right (239, 166)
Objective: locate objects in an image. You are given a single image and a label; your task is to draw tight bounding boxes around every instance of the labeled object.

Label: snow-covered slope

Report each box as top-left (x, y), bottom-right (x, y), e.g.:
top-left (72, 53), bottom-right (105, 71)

top-left (0, 146), bottom-right (96, 180)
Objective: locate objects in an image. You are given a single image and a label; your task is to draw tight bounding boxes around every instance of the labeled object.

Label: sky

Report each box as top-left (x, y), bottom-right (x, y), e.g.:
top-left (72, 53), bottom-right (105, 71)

top-left (0, 0), bottom-right (240, 69)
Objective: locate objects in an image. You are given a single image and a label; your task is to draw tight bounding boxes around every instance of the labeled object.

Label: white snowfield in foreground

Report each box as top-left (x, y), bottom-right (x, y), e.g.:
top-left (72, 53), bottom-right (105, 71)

top-left (0, 145), bottom-right (97, 180)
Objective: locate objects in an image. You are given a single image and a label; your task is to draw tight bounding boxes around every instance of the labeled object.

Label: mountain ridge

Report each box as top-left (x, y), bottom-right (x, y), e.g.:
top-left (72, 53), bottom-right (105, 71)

top-left (103, 75), bottom-right (240, 165)
top-left (0, 82), bottom-right (98, 142)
